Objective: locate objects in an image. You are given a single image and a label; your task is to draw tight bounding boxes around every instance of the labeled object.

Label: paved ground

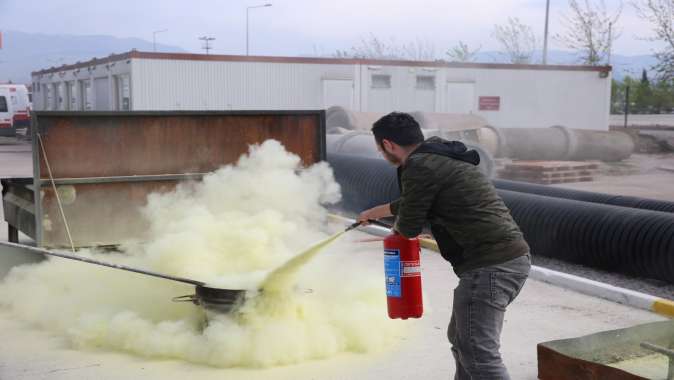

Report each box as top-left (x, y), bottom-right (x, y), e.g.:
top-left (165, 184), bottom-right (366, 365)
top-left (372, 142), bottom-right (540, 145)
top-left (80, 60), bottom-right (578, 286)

top-left (610, 114), bottom-right (674, 127)
top-left (0, 138), bottom-right (668, 379)
top-left (557, 153), bottom-right (674, 202)
top-left (0, 235), bottom-right (666, 380)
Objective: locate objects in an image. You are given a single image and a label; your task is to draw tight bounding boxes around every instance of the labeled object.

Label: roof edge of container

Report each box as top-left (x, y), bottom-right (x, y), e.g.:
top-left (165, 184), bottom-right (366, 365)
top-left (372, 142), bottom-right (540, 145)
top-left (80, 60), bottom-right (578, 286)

top-left (31, 50), bottom-right (613, 76)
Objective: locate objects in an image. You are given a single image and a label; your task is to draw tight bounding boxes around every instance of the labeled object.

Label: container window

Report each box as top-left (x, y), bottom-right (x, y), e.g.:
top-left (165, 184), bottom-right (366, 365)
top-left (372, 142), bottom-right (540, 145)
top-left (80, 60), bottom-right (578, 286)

top-left (416, 75), bottom-right (435, 90)
top-left (371, 74), bottom-right (391, 89)
top-left (0, 97), bottom-right (7, 112)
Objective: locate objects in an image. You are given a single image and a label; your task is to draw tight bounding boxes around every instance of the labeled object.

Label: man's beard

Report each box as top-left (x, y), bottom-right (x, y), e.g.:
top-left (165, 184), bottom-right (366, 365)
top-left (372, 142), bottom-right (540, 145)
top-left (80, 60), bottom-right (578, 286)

top-left (382, 149), bottom-right (402, 165)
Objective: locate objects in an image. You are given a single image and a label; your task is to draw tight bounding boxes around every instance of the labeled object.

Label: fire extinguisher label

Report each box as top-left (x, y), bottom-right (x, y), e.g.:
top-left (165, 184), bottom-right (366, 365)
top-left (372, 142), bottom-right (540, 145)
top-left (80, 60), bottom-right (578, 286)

top-left (384, 248), bottom-right (401, 298)
top-left (401, 261), bottom-right (421, 277)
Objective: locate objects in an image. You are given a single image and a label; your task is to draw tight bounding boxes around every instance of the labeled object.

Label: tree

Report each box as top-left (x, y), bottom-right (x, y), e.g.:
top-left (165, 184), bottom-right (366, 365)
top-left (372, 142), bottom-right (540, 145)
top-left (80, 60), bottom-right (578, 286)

top-left (633, 69), bottom-right (654, 113)
top-left (334, 35), bottom-right (436, 61)
top-left (651, 79), bottom-right (674, 113)
top-left (632, 0), bottom-right (674, 80)
top-left (611, 79), bottom-right (625, 113)
top-left (556, 0), bottom-right (622, 65)
top-left (446, 41), bottom-right (481, 62)
top-left (491, 18), bottom-right (537, 64)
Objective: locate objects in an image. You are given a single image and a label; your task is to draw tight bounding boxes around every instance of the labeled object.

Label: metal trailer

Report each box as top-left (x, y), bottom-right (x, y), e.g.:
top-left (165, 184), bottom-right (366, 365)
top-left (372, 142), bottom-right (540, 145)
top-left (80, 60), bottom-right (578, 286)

top-left (1, 110), bottom-right (326, 248)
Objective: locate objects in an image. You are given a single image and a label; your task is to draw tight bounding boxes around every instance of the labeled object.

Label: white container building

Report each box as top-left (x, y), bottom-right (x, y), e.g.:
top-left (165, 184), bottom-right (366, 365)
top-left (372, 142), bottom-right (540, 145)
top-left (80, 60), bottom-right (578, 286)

top-left (31, 51), bottom-right (612, 130)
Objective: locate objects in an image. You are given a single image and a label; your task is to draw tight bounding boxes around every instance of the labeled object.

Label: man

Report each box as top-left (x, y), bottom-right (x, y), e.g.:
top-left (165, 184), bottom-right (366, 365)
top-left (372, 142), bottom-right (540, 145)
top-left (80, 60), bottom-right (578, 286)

top-left (358, 112), bottom-right (530, 380)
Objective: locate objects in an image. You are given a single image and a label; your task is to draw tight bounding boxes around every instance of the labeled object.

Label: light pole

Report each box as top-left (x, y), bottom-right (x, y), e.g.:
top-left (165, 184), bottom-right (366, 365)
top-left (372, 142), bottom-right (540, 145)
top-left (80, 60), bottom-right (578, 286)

top-left (542, 0), bottom-right (550, 64)
top-left (246, 3), bottom-right (272, 56)
top-left (607, 22), bottom-right (613, 65)
top-left (153, 29), bottom-right (168, 52)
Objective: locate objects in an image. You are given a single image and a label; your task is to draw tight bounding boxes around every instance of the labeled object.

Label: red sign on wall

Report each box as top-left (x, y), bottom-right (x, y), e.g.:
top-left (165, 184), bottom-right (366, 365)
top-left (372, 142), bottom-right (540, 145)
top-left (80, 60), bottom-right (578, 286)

top-left (479, 96), bottom-right (500, 111)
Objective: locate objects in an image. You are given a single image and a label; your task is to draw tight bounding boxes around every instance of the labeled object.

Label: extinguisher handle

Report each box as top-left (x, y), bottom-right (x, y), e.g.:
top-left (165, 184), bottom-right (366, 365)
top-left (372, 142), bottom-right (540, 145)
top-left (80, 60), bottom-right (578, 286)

top-left (367, 219), bottom-right (393, 229)
top-left (344, 219), bottom-right (394, 232)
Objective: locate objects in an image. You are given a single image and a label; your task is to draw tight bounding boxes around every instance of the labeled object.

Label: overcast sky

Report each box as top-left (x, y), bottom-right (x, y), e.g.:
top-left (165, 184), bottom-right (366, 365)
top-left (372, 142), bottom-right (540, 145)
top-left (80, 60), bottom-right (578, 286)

top-left (0, 0), bottom-right (661, 57)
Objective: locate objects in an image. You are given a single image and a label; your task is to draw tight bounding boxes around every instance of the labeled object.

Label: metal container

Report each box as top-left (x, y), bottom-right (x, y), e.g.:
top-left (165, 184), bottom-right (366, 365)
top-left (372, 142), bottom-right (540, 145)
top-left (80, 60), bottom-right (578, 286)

top-left (538, 320), bottom-right (674, 379)
top-left (3, 110), bottom-right (326, 248)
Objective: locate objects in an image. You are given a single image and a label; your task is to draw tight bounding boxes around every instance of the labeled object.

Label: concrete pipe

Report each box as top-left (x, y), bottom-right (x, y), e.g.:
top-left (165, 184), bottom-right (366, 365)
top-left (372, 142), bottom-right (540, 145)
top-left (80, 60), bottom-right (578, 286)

top-left (483, 125), bottom-right (635, 162)
top-left (408, 111), bottom-right (488, 131)
top-left (571, 128), bottom-right (636, 161)
top-left (326, 131), bottom-right (495, 178)
top-left (326, 153), bottom-right (674, 284)
top-left (325, 106), bottom-right (386, 131)
top-left (493, 179), bottom-right (674, 213)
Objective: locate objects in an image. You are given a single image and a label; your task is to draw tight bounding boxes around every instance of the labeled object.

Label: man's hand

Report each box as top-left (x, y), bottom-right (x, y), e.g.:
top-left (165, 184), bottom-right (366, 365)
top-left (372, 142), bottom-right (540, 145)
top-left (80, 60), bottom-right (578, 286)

top-left (358, 204), bottom-right (393, 224)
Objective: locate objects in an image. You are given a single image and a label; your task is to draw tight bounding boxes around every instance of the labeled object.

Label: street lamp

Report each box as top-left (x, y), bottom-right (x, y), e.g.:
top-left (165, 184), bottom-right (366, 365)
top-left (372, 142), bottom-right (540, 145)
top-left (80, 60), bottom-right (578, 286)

top-left (542, 0), bottom-right (550, 64)
top-left (153, 29), bottom-right (168, 52)
top-left (246, 3), bottom-right (272, 56)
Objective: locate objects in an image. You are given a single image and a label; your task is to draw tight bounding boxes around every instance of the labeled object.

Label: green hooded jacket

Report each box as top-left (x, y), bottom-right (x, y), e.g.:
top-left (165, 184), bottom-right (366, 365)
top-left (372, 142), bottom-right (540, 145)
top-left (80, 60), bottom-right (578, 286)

top-left (390, 137), bottom-right (529, 274)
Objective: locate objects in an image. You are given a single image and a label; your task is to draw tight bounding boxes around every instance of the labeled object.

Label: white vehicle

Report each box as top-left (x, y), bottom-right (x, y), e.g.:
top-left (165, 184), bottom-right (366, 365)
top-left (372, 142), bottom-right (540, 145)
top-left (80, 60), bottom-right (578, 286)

top-left (0, 84), bottom-right (31, 129)
top-left (0, 88), bottom-right (15, 136)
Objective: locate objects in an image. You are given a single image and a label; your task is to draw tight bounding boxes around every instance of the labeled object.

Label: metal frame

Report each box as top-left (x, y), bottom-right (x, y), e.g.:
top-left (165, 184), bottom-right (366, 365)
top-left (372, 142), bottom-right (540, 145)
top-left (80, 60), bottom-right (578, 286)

top-left (27, 110), bottom-right (327, 247)
top-left (33, 110), bottom-right (327, 117)
top-left (39, 173), bottom-right (207, 186)
top-left (30, 111), bottom-right (43, 246)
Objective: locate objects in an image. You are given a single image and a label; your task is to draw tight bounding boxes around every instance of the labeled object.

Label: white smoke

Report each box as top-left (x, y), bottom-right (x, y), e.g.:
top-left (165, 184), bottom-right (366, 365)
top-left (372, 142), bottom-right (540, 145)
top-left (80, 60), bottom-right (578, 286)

top-left (0, 140), bottom-right (403, 368)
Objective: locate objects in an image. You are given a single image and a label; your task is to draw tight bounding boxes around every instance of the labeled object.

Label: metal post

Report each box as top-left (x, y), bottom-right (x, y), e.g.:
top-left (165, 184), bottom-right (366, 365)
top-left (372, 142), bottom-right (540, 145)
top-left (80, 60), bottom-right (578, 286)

top-left (624, 86), bottom-right (630, 129)
top-left (8, 225), bottom-right (18, 243)
top-left (246, 4), bottom-right (272, 56)
top-left (152, 29), bottom-right (168, 52)
top-left (543, 0), bottom-right (550, 65)
top-left (246, 7), bottom-right (250, 56)
top-left (30, 112), bottom-right (42, 247)
top-left (607, 22), bottom-right (613, 65)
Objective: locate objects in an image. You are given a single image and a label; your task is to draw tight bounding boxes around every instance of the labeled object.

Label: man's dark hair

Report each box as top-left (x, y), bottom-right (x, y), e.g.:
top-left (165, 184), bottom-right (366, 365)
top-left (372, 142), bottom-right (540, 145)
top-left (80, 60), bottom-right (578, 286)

top-left (372, 112), bottom-right (424, 147)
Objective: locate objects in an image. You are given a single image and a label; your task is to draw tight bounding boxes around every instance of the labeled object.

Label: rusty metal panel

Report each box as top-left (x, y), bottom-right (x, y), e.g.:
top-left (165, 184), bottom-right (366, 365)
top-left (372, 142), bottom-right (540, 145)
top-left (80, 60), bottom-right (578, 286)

top-left (538, 320), bottom-right (674, 380)
top-left (40, 180), bottom-right (176, 248)
top-left (537, 344), bottom-right (645, 380)
top-left (31, 110), bottom-right (326, 248)
top-left (34, 111), bottom-right (325, 177)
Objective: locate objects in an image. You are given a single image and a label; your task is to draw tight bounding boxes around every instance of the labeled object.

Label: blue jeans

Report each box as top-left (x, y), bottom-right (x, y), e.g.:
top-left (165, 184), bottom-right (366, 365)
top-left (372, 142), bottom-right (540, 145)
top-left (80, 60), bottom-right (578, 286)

top-left (447, 255), bottom-right (531, 380)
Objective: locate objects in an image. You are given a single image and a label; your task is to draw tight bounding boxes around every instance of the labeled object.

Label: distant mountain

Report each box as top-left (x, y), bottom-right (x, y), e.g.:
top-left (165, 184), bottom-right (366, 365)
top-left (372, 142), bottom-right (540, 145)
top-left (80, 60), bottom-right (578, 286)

top-left (0, 31), bottom-right (659, 85)
top-left (471, 50), bottom-right (658, 80)
top-left (0, 30), bottom-right (187, 85)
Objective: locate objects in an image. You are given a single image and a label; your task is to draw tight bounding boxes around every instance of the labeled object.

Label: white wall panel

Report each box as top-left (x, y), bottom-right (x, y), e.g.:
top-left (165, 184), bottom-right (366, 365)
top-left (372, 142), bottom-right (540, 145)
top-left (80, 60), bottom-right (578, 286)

top-left (33, 56), bottom-right (611, 130)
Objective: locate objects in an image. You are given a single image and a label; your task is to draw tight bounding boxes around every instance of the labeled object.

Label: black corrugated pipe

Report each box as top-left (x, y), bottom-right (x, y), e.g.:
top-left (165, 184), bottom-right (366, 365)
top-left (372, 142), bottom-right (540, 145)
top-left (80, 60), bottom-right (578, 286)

top-left (493, 179), bottom-right (674, 213)
top-left (498, 190), bottom-right (674, 283)
top-left (327, 153), bottom-right (674, 284)
top-left (329, 153), bottom-right (399, 213)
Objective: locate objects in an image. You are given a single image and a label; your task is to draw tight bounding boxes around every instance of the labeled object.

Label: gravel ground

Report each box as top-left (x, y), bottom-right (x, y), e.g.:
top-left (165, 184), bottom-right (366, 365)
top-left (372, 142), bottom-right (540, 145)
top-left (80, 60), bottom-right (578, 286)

top-left (532, 255), bottom-right (674, 300)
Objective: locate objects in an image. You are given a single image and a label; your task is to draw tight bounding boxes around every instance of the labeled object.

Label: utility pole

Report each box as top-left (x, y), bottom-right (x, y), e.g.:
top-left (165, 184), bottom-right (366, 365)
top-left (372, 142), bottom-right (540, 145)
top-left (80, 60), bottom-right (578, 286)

top-left (246, 3), bottom-right (272, 56)
top-left (624, 86), bottom-right (630, 129)
top-left (542, 0), bottom-right (550, 64)
top-left (607, 22), bottom-right (613, 65)
top-left (153, 29), bottom-right (168, 52)
top-left (199, 36), bottom-right (216, 55)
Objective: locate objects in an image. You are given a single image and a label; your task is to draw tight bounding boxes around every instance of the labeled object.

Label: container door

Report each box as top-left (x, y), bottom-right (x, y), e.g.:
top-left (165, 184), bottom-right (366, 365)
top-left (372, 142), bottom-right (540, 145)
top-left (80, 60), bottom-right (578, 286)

top-left (94, 77), bottom-right (110, 110)
top-left (81, 80), bottom-right (92, 110)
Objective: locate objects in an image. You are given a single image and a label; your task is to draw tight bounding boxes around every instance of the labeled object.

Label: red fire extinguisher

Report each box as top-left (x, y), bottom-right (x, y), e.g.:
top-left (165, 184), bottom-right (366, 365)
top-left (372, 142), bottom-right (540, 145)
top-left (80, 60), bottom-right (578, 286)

top-left (384, 233), bottom-right (423, 319)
